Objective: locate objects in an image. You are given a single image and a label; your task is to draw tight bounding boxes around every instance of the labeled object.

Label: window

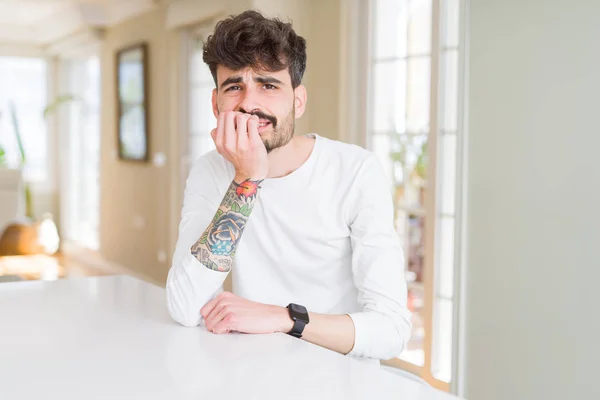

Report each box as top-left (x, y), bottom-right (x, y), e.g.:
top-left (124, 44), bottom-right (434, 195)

top-left (61, 57), bottom-right (101, 250)
top-left (187, 26), bottom-right (217, 167)
top-left (0, 57), bottom-right (48, 183)
top-left (366, 0), bottom-right (464, 391)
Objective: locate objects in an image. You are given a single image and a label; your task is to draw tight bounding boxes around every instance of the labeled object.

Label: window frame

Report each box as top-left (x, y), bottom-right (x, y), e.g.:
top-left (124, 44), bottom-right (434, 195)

top-left (344, 0), bottom-right (468, 393)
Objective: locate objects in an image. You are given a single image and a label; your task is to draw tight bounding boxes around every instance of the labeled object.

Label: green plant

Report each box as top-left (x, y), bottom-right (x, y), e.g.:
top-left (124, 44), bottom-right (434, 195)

top-left (43, 94), bottom-right (79, 119)
top-left (0, 146), bottom-right (6, 166)
top-left (8, 101), bottom-right (33, 219)
top-left (388, 131), bottom-right (428, 227)
top-left (7, 94), bottom-right (79, 219)
top-left (388, 133), bottom-right (429, 181)
top-left (8, 102), bottom-right (27, 165)
top-left (415, 140), bottom-right (428, 181)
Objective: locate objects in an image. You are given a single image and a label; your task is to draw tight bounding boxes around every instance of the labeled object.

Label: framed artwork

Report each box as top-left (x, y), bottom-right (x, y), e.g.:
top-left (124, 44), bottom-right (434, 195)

top-left (116, 43), bottom-right (149, 162)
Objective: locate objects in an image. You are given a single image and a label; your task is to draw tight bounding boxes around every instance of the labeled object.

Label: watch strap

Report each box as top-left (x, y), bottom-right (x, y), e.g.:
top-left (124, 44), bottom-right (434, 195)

top-left (289, 318), bottom-right (306, 338)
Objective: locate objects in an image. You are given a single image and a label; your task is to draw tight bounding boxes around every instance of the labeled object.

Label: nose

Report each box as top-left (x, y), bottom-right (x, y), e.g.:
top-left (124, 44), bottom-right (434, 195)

top-left (236, 86), bottom-right (260, 114)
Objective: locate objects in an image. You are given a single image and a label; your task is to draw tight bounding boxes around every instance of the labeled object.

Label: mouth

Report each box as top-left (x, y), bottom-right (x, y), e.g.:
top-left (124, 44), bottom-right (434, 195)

top-left (257, 120), bottom-right (272, 134)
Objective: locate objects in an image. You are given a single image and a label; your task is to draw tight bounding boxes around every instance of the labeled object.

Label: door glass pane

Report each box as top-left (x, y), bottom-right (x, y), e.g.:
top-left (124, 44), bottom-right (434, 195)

top-left (371, 61), bottom-right (407, 133)
top-left (407, 214), bottom-right (426, 286)
top-left (372, 0), bottom-right (408, 59)
top-left (432, 298), bottom-right (454, 382)
top-left (437, 216), bottom-right (455, 298)
top-left (407, 0), bottom-right (432, 55)
top-left (401, 213), bottom-right (425, 366)
top-left (372, 133), bottom-right (394, 183)
top-left (391, 133), bottom-right (428, 367)
top-left (388, 133), bottom-right (427, 208)
top-left (443, 0), bottom-right (460, 47)
top-left (406, 57), bottom-right (431, 133)
top-left (439, 133), bottom-right (457, 214)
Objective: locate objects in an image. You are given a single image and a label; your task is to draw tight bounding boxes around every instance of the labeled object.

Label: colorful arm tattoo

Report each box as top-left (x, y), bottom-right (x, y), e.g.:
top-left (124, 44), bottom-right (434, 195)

top-left (190, 179), bottom-right (262, 272)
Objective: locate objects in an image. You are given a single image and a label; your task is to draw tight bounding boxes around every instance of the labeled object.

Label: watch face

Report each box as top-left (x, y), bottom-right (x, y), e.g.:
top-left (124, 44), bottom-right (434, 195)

top-left (289, 303), bottom-right (309, 322)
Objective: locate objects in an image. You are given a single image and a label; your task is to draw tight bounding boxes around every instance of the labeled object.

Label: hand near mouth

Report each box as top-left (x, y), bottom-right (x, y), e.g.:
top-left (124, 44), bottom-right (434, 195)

top-left (211, 111), bottom-right (269, 183)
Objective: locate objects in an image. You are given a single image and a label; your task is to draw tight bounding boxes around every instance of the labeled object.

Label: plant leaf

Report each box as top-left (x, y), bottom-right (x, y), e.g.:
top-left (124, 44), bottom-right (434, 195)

top-left (231, 202), bottom-right (241, 212)
top-left (8, 101), bottom-right (26, 165)
top-left (43, 94), bottom-right (79, 118)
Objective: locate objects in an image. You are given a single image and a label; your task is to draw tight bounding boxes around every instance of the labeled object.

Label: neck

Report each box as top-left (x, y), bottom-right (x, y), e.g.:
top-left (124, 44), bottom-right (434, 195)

top-left (266, 134), bottom-right (314, 179)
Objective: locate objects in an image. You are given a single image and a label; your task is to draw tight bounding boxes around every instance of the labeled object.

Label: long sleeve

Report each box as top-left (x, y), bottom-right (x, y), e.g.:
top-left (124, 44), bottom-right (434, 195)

top-left (345, 154), bottom-right (412, 360)
top-left (166, 155), bottom-right (230, 327)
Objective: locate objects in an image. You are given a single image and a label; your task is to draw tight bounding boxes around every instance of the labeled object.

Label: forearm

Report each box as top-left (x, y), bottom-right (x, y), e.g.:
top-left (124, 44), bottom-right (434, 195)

top-left (303, 313), bottom-right (356, 355)
top-left (279, 311), bottom-right (356, 355)
top-left (190, 176), bottom-right (262, 272)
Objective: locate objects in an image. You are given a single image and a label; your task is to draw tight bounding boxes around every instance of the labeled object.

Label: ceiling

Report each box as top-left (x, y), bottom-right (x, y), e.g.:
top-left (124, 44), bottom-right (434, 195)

top-left (0, 0), bottom-right (160, 46)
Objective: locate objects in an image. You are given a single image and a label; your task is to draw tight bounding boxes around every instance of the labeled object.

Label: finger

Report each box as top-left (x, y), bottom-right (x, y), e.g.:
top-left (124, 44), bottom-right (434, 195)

top-left (215, 113), bottom-right (226, 150)
top-left (205, 303), bottom-right (231, 331)
top-left (236, 113), bottom-right (251, 148)
top-left (224, 111), bottom-right (240, 152)
top-left (200, 297), bottom-right (220, 320)
top-left (201, 291), bottom-right (233, 319)
top-left (212, 314), bottom-right (236, 334)
top-left (246, 115), bottom-right (259, 146)
top-left (205, 298), bottom-right (228, 325)
top-left (248, 115), bottom-right (263, 147)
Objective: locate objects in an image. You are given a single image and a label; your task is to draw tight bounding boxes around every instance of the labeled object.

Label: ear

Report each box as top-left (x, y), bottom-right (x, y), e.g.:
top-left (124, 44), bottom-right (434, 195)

top-left (293, 85), bottom-right (307, 119)
top-left (212, 88), bottom-right (219, 119)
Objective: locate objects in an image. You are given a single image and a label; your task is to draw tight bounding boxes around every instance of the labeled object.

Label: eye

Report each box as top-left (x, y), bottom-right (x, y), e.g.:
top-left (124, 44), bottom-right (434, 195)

top-left (225, 85), bottom-right (241, 92)
top-left (263, 84), bottom-right (278, 90)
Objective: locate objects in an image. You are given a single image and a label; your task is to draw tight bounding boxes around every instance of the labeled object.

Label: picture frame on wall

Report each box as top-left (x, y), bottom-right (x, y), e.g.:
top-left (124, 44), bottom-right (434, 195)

top-left (116, 42), bottom-right (149, 162)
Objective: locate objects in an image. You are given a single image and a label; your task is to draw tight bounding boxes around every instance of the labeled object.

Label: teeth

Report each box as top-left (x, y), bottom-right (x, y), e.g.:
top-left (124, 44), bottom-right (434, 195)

top-left (259, 123), bottom-right (268, 127)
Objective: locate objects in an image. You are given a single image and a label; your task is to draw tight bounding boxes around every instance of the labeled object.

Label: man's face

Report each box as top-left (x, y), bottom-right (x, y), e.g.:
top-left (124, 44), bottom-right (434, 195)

top-left (212, 65), bottom-right (307, 153)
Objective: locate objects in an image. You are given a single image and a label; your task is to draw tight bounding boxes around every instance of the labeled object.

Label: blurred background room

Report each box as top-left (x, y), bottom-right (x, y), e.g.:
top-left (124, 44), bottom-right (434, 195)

top-left (0, 0), bottom-right (598, 399)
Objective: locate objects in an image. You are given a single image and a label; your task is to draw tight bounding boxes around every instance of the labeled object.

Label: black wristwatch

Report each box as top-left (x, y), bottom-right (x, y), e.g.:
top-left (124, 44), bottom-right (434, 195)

top-left (286, 303), bottom-right (310, 338)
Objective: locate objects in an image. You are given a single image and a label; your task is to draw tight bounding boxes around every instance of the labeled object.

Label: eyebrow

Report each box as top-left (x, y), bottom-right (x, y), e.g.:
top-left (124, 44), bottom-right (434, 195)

top-left (254, 76), bottom-right (284, 86)
top-left (219, 76), bottom-right (243, 90)
top-left (219, 75), bottom-right (285, 90)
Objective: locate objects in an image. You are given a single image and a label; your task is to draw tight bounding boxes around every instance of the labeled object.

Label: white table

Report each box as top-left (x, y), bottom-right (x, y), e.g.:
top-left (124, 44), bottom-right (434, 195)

top-left (0, 275), bottom-right (460, 399)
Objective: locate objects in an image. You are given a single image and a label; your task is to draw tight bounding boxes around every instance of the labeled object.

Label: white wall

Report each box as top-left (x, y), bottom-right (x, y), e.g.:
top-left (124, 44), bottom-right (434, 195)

top-left (464, 0), bottom-right (600, 399)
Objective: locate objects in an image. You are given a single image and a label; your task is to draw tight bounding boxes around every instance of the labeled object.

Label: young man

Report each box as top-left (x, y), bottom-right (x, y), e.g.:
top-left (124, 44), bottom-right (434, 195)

top-left (166, 10), bottom-right (411, 361)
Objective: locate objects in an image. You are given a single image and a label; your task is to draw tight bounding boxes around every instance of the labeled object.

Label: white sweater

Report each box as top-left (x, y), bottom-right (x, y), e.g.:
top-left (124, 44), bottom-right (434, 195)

top-left (166, 134), bottom-right (412, 360)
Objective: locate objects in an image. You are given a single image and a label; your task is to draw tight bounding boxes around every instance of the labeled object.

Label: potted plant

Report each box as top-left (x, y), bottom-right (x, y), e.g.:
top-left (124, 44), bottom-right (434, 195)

top-left (0, 96), bottom-right (77, 256)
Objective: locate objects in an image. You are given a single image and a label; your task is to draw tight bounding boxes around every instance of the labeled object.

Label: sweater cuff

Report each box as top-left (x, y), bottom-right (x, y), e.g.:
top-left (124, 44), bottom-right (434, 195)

top-left (166, 251), bottom-right (229, 327)
top-left (346, 312), bottom-right (371, 358)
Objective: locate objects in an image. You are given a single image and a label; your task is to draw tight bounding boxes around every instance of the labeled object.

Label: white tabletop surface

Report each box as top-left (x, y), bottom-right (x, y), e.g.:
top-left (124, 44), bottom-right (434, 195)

top-left (0, 275), bottom-right (460, 400)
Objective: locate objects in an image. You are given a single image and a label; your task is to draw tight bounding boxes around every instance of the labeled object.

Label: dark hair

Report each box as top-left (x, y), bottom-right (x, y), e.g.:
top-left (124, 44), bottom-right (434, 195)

top-left (203, 10), bottom-right (307, 88)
